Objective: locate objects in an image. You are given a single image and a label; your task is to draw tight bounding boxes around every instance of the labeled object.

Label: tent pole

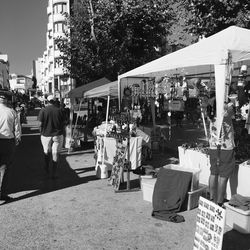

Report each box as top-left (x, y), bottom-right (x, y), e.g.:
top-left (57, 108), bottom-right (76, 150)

top-left (68, 98), bottom-right (83, 153)
top-left (101, 95), bottom-right (110, 167)
top-left (199, 98), bottom-right (208, 140)
top-left (150, 97), bottom-right (156, 133)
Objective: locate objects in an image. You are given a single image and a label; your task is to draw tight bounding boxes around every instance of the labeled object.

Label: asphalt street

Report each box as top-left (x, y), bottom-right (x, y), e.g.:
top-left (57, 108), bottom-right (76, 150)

top-left (0, 109), bottom-right (249, 249)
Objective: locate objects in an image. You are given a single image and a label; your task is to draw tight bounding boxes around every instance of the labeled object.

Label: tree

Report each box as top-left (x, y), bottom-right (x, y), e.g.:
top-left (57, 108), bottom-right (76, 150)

top-left (185, 0), bottom-right (250, 37)
top-left (56, 0), bottom-right (172, 86)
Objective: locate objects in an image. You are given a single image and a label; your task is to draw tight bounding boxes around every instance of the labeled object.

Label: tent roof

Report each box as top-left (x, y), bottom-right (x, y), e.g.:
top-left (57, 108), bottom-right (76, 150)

top-left (119, 26), bottom-right (250, 79)
top-left (84, 80), bottom-right (118, 99)
top-left (67, 77), bottom-right (111, 98)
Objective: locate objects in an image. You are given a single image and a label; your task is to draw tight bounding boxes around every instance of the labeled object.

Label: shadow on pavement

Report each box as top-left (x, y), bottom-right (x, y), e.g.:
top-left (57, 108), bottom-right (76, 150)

top-left (222, 229), bottom-right (250, 250)
top-left (1, 120), bottom-right (98, 205)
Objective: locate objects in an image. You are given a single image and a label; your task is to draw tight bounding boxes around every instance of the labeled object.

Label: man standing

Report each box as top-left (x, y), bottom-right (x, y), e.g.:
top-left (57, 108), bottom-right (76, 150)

top-left (207, 100), bottom-right (235, 207)
top-left (0, 94), bottom-right (21, 201)
top-left (38, 95), bottom-right (66, 179)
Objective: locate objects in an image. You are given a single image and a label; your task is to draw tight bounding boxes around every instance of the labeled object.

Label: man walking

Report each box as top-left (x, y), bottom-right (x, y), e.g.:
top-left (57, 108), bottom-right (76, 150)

top-left (38, 95), bottom-right (66, 179)
top-left (0, 94), bottom-right (21, 201)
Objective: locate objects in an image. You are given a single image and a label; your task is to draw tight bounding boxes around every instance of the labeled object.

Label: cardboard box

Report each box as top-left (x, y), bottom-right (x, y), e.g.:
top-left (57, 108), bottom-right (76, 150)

top-left (224, 202), bottom-right (250, 234)
top-left (141, 176), bottom-right (157, 203)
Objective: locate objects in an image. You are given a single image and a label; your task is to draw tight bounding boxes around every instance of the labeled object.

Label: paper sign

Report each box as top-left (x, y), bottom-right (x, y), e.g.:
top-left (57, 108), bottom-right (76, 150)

top-left (193, 197), bottom-right (226, 250)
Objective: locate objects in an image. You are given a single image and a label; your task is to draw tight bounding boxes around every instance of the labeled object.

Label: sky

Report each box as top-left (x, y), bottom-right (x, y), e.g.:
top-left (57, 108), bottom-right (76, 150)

top-left (0, 0), bottom-right (48, 75)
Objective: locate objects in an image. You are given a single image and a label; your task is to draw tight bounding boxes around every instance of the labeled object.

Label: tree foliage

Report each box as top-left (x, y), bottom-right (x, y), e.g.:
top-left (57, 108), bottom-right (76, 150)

top-left (56, 0), bottom-right (172, 86)
top-left (56, 0), bottom-right (250, 87)
top-left (186, 0), bottom-right (250, 37)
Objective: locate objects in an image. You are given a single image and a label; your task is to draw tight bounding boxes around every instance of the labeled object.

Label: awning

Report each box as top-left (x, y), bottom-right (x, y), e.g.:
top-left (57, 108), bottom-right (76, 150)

top-left (67, 77), bottom-right (111, 98)
top-left (84, 80), bottom-right (118, 99)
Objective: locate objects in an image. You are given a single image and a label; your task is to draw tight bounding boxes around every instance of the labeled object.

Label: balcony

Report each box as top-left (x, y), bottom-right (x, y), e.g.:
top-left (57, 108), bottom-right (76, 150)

top-left (53, 13), bottom-right (66, 23)
top-left (47, 22), bottom-right (53, 31)
top-left (53, 0), bottom-right (68, 5)
top-left (54, 67), bottom-right (64, 76)
top-left (48, 55), bottom-right (54, 63)
top-left (48, 38), bottom-right (54, 48)
top-left (48, 70), bottom-right (54, 78)
top-left (47, 6), bottom-right (52, 15)
top-left (53, 31), bottom-right (66, 39)
top-left (54, 50), bottom-right (62, 58)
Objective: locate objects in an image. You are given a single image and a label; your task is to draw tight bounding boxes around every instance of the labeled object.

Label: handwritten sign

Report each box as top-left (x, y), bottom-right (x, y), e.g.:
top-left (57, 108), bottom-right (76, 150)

top-left (193, 197), bottom-right (226, 250)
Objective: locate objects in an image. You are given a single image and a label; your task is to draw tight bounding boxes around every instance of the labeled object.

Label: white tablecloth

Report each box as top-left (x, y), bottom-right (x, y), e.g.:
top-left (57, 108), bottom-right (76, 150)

top-left (96, 136), bottom-right (142, 170)
top-left (178, 146), bottom-right (250, 200)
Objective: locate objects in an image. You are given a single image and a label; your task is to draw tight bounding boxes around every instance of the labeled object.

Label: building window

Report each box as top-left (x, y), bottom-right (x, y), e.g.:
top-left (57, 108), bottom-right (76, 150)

top-left (55, 58), bottom-right (63, 68)
top-left (54, 22), bottom-right (66, 33)
top-left (49, 82), bottom-right (52, 93)
top-left (49, 63), bottom-right (53, 72)
top-left (54, 78), bottom-right (59, 91)
top-left (53, 3), bottom-right (67, 14)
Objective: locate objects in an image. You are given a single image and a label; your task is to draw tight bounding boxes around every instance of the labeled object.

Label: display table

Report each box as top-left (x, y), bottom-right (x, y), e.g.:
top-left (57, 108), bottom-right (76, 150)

top-left (96, 136), bottom-right (142, 170)
top-left (178, 146), bottom-right (250, 200)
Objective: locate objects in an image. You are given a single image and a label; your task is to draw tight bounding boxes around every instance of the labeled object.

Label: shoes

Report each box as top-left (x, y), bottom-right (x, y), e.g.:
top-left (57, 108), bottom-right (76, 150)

top-left (0, 194), bottom-right (14, 202)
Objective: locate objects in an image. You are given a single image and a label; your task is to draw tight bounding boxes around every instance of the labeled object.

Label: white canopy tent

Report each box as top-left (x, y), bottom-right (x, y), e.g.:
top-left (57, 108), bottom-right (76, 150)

top-left (118, 26), bottom-right (250, 142)
top-left (67, 80), bottom-right (118, 152)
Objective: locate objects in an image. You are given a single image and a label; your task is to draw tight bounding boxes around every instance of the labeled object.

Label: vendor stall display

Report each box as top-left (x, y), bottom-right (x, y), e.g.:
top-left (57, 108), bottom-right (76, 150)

top-left (178, 144), bottom-right (250, 200)
top-left (118, 26), bottom-right (250, 143)
top-left (66, 79), bottom-right (119, 152)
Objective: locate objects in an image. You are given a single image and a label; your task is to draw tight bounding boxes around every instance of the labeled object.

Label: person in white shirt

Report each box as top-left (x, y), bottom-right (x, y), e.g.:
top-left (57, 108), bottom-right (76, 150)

top-left (0, 94), bottom-right (21, 201)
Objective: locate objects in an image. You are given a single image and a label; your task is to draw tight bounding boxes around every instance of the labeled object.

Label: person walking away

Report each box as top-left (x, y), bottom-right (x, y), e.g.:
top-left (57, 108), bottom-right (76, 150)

top-left (38, 95), bottom-right (66, 179)
top-left (207, 100), bottom-right (235, 207)
top-left (0, 94), bottom-right (21, 201)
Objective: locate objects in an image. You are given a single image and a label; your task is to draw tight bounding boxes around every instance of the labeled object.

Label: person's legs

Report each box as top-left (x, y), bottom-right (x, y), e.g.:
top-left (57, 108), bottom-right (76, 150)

top-left (217, 176), bottom-right (228, 205)
top-left (51, 135), bottom-right (63, 179)
top-left (209, 149), bottom-right (219, 203)
top-left (0, 165), bottom-right (7, 197)
top-left (217, 149), bottom-right (235, 205)
top-left (41, 136), bottom-right (52, 174)
top-left (0, 139), bottom-right (15, 200)
top-left (209, 174), bottom-right (218, 202)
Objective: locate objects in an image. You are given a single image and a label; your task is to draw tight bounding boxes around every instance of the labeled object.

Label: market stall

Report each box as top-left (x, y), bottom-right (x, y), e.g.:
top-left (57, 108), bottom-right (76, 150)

top-left (65, 77), bottom-right (113, 149)
top-left (118, 26), bottom-right (250, 203)
top-left (118, 26), bottom-right (250, 138)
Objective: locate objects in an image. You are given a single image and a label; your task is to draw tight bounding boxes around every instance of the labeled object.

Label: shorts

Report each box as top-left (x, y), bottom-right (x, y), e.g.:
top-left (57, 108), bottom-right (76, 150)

top-left (0, 139), bottom-right (15, 166)
top-left (41, 135), bottom-right (63, 155)
top-left (209, 148), bottom-right (235, 178)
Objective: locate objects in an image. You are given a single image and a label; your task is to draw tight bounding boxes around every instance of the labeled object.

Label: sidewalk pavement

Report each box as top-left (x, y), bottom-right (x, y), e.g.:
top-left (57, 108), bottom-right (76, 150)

top-left (0, 114), bottom-right (249, 249)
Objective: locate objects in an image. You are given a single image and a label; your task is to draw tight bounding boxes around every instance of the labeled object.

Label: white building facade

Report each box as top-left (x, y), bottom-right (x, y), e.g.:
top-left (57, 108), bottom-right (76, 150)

top-left (41, 0), bottom-right (73, 99)
top-left (33, 57), bottom-right (45, 94)
top-left (9, 74), bottom-right (33, 94)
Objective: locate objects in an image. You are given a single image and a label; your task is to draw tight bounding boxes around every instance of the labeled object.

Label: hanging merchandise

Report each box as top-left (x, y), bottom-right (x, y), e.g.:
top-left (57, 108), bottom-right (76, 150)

top-left (156, 76), bottom-right (170, 95)
top-left (141, 79), bottom-right (147, 98)
top-left (121, 87), bottom-right (132, 111)
top-left (147, 78), bottom-right (156, 98)
top-left (182, 76), bottom-right (188, 101)
top-left (131, 83), bottom-right (140, 107)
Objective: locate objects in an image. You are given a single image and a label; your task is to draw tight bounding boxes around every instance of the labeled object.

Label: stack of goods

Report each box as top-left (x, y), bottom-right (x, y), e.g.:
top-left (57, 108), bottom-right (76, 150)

top-left (181, 142), bottom-right (209, 155)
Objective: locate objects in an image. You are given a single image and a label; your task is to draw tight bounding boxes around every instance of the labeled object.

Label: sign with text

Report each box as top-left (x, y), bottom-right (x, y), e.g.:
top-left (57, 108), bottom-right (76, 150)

top-left (193, 197), bottom-right (225, 250)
